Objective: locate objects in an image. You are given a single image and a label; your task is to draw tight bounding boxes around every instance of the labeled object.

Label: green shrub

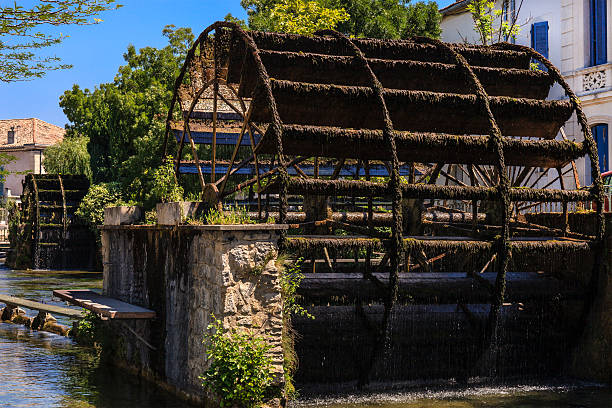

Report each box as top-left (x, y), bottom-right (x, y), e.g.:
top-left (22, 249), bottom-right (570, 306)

top-left (150, 156), bottom-right (183, 203)
top-left (145, 209), bottom-right (157, 225)
top-left (75, 182), bottom-right (124, 231)
top-left (200, 317), bottom-right (274, 408)
top-left (75, 310), bottom-right (103, 346)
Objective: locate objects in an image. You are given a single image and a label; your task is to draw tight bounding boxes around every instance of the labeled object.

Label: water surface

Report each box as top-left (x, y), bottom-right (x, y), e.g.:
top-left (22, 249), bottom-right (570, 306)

top-left (0, 266), bottom-right (609, 407)
top-left (0, 266), bottom-right (193, 407)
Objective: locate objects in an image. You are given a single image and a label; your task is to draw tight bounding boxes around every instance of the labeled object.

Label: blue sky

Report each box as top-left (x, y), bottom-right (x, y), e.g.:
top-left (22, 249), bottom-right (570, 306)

top-left (0, 0), bottom-right (455, 127)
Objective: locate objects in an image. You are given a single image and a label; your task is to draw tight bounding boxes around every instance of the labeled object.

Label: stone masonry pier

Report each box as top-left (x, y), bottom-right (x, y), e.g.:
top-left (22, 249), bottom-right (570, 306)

top-left (100, 221), bottom-right (287, 404)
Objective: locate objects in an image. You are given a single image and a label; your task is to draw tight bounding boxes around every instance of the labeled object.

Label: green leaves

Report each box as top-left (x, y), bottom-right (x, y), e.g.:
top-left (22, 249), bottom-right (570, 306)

top-left (268, 0), bottom-right (350, 35)
top-left (200, 317), bottom-right (274, 408)
top-left (279, 257), bottom-right (313, 319)
top-left (75, 182), bottom-right (123, 230)
top-left (150, 156), bottom-right (183, 203)
top-left (60, 26), bottom-right (194, 208)
top-left (0, 1), bottom-right (122, 82)
top-left (466, 0), bottom-right (521, 45)
top-left (42, 136), bottom-right (92, 180)
top-left (241, 0), bottom-right (441, 39)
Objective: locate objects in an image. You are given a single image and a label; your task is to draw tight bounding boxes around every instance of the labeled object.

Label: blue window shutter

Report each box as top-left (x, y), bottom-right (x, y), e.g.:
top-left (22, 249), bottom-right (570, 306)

top-left (593, 124), bottom-right (609, 173)
top-left (590, 0), bottom-right (608, 66)
top-left (531, 21), bottom-right (549, 70)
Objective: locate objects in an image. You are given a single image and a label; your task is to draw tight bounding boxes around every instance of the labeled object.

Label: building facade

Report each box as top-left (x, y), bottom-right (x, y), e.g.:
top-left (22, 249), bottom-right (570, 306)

top-left (440, 0), bottom-right (611, 187)
top-left (0, 119), bottom-right (65, 199)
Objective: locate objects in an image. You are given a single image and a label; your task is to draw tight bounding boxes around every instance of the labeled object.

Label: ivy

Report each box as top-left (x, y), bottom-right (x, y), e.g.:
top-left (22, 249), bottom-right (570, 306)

top-left (279, 257), bottom-right (313, 319)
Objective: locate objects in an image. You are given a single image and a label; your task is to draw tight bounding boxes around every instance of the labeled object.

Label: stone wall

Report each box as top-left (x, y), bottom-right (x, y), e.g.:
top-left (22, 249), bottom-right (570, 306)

top-left (100, 224), bottom-right (286, 403)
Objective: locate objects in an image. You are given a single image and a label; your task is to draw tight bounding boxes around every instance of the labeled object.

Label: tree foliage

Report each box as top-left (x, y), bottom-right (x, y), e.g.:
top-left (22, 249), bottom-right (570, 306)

top-left (75, 181), bottom-right (123, 230)
top-left (42, 136), bottom-right (92, 180)
top-left (0, 0), bottom-right (122, 82)
top-left (267, 0), bottom-right (349, 35)
top-left (466, 0), bottom-right (522, 45)
top-left (60, 25), bottom-right (193, 207)
top-left (240, 0), bottom-right (441, 39)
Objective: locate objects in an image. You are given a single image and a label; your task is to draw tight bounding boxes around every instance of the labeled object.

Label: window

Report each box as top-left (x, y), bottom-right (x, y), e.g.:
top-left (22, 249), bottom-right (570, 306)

top-left (594, 124), bottom-right (609, 173)
top-left (590, 0), bottom-right (608, 66)
top-left (531, 21), bottom-right (549, 70)
top-left (7, 130), bottom-right (14, 144)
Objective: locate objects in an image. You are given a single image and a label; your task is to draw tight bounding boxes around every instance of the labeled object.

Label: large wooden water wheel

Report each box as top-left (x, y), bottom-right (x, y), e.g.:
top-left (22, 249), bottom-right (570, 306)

top-left (163, 22), bottom-right (604, 373)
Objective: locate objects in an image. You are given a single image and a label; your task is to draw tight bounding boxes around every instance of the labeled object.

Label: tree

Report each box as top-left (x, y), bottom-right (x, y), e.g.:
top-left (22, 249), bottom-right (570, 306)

top-left (267, 0), bottom-right (349, 35)
top-left (42, 136), bottom-right (92, 179)
top-left (240, 0), bottom-right (441, 39)
top-left (60, 25), bottom-right (193, 207)
top-left (466, 0), bottom-right (523, 45)
top-left (0, 0), bottom-right (122, 82)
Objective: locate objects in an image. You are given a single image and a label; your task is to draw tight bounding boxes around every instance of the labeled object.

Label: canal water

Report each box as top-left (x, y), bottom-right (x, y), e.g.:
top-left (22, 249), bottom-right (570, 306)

top-left (0, 265), bottom-right (610, 407)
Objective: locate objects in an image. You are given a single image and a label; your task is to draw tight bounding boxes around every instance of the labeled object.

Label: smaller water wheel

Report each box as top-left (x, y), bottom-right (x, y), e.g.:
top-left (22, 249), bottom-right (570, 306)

top-left (20, 174), bottom-right (95, 270)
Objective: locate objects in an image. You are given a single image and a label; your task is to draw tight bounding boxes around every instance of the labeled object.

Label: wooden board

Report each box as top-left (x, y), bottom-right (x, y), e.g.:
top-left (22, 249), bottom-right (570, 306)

top-left (0, 294), bottom-right (83, 318)
top-left (53, 290), bottom-right (156, 319)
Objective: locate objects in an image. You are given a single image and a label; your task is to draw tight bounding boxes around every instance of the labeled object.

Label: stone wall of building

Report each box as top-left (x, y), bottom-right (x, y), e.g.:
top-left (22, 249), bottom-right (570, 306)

top-left (100, 223), bottom-right (286, 404)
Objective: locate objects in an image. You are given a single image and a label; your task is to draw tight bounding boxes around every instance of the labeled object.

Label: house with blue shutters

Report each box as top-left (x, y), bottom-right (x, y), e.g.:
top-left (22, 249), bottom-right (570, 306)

top-left (440, 0), bottom-right (610, 187)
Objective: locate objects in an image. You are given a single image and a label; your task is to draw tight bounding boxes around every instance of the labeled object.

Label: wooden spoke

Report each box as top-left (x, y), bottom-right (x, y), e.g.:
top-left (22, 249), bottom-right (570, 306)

top-left (214, 153), bottom-right (255, 187)
top-left (513, 166), bottom-right (535, 188)
top-left (474, 165), bottom-right (494, 187)
top-left (184, 122), bottom-right (206, 193)
top-left (560, 127), bottom-right (581, 189)
top-left (293, 163), bottom-right (308, 178)
top-left (220, 156), bottom-right (309, 198)
top-left (527, 167), bottom-right (550, 189)
top-left (219, 103), bottom-right (254, 196)
top-left (331, 158), bottom-right (346, 180)
top-left (211, 79), bottom-right (219, 183)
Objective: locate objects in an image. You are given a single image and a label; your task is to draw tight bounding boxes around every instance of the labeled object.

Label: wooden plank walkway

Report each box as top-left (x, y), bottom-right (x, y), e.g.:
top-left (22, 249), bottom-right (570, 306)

top-left (0, 294), bottom-right (83, 318)
top-left (53, 290), bottom-right (156, 319)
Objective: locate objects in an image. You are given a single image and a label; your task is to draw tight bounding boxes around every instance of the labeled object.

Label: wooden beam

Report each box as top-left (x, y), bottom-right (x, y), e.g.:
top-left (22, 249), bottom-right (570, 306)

top-left (0, 294), bottom-right (83, 318)
top-left (297, 272), bottom-right (584, 303)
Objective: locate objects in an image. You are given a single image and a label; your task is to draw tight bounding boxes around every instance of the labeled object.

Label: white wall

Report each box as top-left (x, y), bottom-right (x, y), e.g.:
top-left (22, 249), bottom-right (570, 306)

top-left (441, 0), bottom-right (612, 188)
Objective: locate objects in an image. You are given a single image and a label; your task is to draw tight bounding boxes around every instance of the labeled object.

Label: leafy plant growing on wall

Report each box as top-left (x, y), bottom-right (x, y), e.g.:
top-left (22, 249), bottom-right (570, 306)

top-left (278, 257), bottom-right (313, 319)
top-left (150, 156), bottom-right (183, 203)
top-left (200, 317), bottom-right (274, 408)
top-left (204, 206), bottom-right (254, 225)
